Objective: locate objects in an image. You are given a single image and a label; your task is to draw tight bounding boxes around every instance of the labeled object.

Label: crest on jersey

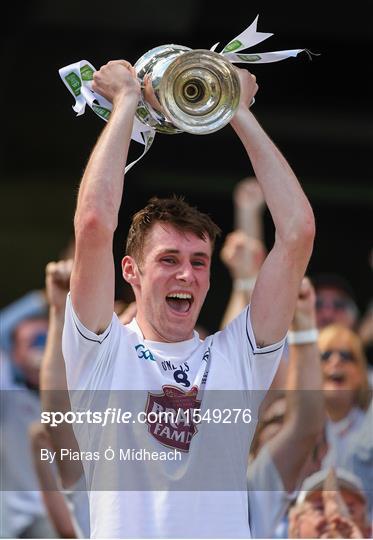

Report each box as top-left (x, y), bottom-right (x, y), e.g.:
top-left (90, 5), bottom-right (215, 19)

top-left (145, 385), bottom-right (200, 452)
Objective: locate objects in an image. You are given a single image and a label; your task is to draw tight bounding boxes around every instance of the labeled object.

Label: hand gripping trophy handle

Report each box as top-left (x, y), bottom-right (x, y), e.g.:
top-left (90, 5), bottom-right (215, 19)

top-left (134, 44), bottom-right (241, 135)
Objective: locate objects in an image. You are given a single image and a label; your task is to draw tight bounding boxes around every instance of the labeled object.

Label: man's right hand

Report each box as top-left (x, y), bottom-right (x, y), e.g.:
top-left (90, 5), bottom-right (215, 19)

top-left (232, 68), bottom-right (258, 114)
top-left (72, 59), bottom-right (141, 333)
top-left (92, 60), bottom-right (141, 106)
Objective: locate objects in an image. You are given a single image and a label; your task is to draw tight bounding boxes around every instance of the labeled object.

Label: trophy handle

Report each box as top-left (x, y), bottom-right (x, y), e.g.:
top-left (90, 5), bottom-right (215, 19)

top-left (134, 44), bottom-right (191, 134)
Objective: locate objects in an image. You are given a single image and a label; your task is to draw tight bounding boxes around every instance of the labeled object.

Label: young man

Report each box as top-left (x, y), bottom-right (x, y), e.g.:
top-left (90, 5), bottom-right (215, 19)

top-left (62, 60), bottom-right (315, 538)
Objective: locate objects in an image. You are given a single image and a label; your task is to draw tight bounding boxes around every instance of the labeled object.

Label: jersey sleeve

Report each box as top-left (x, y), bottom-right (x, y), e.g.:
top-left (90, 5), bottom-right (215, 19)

top-left (62, 293), bottom-right (120, 391)
top-left (214, 305), bottom-right (286, 391)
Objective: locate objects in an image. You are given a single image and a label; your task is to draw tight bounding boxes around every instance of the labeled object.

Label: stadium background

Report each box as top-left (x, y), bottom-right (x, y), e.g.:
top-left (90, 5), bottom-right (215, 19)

top-left (2, 0), bottom-right (372, 332)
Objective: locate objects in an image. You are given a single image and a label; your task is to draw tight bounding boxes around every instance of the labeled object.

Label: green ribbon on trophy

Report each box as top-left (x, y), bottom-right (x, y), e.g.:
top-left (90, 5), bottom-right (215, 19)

top-left (59, 15), bottom-right (311, 173)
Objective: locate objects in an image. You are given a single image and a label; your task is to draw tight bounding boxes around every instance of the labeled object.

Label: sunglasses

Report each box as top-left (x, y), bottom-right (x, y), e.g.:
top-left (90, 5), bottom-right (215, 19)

top-left (30, 332), bottom-right (47, 348)
top-left (320, 349), bottom-right (356, 363)
top-left (316, 298), bottom-right (351, 311)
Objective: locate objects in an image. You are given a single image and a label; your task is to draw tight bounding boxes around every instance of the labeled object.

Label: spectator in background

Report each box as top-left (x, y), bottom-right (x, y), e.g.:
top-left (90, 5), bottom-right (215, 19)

top-left (0, 237), bottom-right (75, 389)
top-left (30, 257), bottom-right (144, 539)
top-left (358, 247), bottom-right (373, 377)
top-left (249, 393), bottom-right (286, 458)
top-left (1, 297), bottom-right (48, 390)
top-left (11, 317), bottom-right (48, 389)
top-left (247, 277), bottom-right (324, 538)
top-left (220, 228), bottom-right (266, 329)
top-left (220, 178), bottom-right (267, 325)
top-left (1, 294), bottom-right (48, 364)
top-left (29, 422), bottom-right (81, 538)
top-left (233, 177), bottom-right (266, 240)
top-left (31, 258), bottom-right (90, 538)
top-left (288, 468), bottom-right (371, 538)
top-left (318, 324), bottom-right (371, 470)
top-left (219, 178), bottom-right (289, 390)
top-left (0, 314), bottom-right (58, 538)
top-left (341, 397), bottom-right (373, 523)
top-left (312, 273), bottom-right (359, 330)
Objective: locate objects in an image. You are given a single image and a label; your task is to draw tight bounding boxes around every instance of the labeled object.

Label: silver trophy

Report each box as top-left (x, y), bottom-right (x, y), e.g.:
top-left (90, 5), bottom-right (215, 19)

top-left (134, 45), bottom-right (241, 135)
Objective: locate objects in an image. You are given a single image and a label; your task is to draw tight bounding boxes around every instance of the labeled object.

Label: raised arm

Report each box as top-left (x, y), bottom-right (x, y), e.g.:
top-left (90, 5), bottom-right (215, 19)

top-left (29, 422), bottom-right (78, 538)
top-left (267, 277), bottom-right (324, 492)
top-left (233, 177), bottom-right (266, 241)
top-left (71, 60), bottom-right (140, 332)
top-left (230, 69), bottom-right (315, 346)
top-left (40, 259), bottom-right (84, 488)
top-left (219, 230), bottom-right (266, 329)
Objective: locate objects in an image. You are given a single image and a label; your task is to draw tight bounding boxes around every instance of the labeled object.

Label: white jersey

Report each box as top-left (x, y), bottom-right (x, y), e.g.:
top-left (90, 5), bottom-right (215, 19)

top-left (63, 294), bottom-right (285, 538)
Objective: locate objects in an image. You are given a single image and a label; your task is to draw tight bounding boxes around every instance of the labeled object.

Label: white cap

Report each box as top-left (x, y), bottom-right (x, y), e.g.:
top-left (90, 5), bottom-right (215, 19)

top-left (296, 468), bottom-right (366, 505)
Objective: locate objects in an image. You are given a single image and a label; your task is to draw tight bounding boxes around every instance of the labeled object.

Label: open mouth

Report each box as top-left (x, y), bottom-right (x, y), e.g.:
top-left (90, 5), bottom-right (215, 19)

top-left (165, 292), bottom-right (194, 314)
top-left (326, 372), bottom-right (346, 385)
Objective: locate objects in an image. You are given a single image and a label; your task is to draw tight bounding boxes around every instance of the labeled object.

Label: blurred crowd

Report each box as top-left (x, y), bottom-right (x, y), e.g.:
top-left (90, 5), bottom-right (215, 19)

top-left (1, 178), bottom-right (372, 539)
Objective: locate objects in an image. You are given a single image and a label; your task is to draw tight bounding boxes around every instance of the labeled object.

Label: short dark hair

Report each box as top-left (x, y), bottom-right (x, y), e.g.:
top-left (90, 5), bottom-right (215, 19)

top-left (311, 273), bottom-right (356, 301)
top-left (126, 196), bottom-right (221, 263)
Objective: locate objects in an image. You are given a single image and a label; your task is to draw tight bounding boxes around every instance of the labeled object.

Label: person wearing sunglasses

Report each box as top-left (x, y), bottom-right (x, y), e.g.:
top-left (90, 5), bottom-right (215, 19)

top-left (318, 324), bottom-right (371, 472)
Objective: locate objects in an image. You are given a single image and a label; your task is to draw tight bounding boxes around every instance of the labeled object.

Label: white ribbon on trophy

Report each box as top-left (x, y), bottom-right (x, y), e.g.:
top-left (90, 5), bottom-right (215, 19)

top-left (58, 15), bottom-right (311, 173)
top-left (58, 60), bottom-right (155, 173)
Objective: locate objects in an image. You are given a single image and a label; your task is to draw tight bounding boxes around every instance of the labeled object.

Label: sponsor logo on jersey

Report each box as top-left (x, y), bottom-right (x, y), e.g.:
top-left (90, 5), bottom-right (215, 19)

top-left (145, 385), bottom-right (200, 452)
top-left (135, 343), bottom-right (155, 361)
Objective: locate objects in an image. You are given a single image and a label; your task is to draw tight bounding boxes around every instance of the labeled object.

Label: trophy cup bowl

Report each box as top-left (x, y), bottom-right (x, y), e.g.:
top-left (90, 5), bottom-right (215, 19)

top-left (134, 44), bottom-right (241, 135)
